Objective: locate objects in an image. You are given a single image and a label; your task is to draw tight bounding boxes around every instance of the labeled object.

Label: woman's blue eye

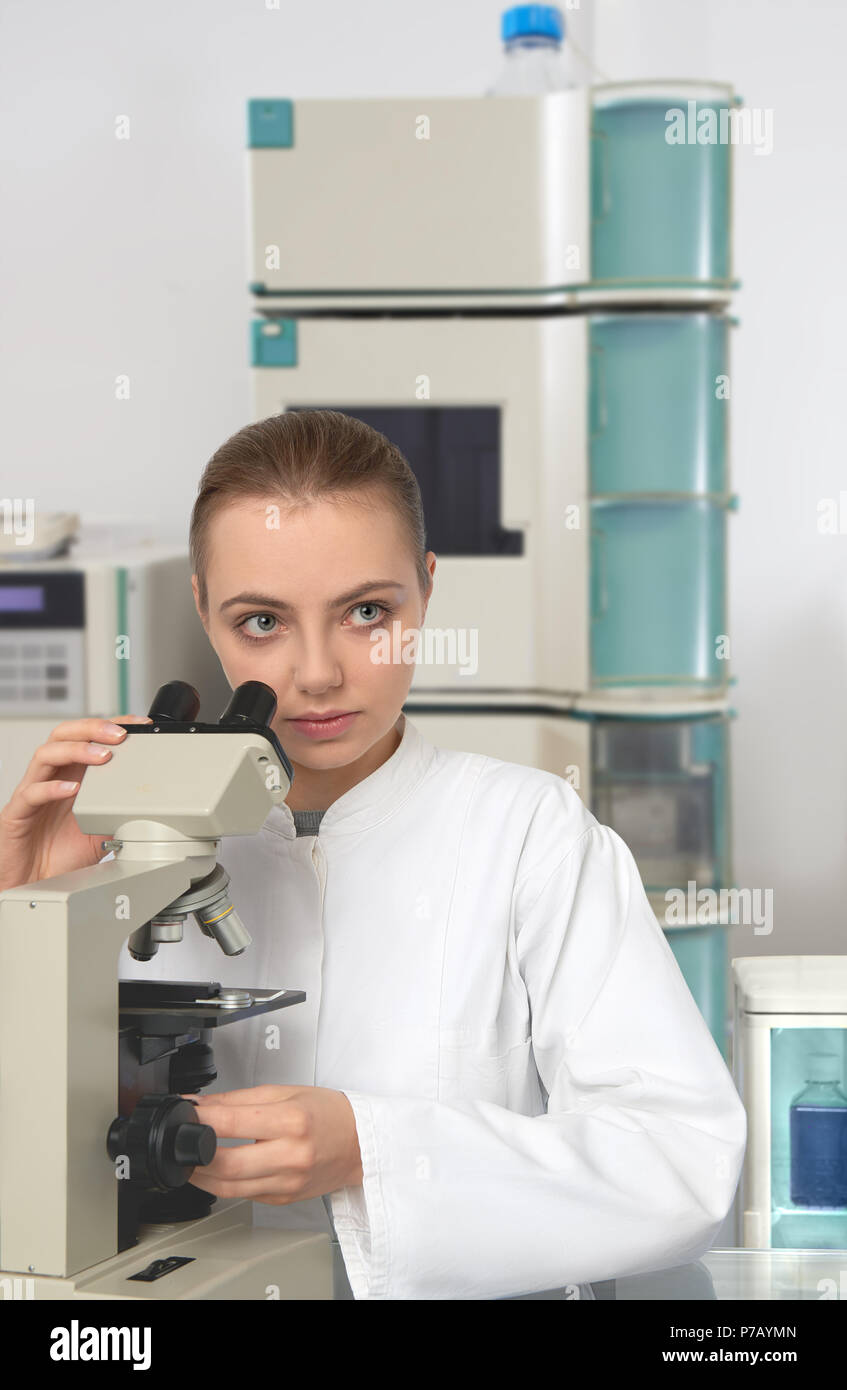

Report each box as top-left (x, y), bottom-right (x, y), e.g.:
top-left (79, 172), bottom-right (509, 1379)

top-left (240, 613), bottom-right (278, 640)
top-left (352, 603), bottom-right (381, 624)
top-left (235, 603), bottom-right (391, 645)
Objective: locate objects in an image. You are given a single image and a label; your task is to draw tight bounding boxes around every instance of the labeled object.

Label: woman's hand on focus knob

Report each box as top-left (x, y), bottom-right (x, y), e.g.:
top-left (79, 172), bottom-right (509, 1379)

top-left (182, 1085), bottom-right (364, 1205)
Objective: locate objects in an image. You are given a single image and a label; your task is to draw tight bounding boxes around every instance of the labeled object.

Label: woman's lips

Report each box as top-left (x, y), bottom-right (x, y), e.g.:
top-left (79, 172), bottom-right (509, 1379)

top-left (288, 712), bottom-right (359, 739)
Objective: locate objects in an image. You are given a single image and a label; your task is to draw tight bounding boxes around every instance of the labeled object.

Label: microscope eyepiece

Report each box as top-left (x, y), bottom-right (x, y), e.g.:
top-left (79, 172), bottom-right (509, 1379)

top-left (218, 681), bottom-right (278, 731)
top-left (147, 680), bottom-right (201, 723)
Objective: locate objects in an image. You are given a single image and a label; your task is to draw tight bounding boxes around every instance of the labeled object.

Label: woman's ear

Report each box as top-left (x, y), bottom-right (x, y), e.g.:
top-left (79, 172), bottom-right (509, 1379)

top-left (191, 574), bottom-right (210, 636)
top-left (421, 553), bottom-right (436, 623)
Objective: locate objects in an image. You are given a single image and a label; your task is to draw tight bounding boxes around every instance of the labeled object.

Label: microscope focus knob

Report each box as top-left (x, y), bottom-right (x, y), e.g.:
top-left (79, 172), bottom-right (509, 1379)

top-left (107, 1094), bottom-right (217, 1192)
top-left (173, 1121), bottom-right (216, 1168)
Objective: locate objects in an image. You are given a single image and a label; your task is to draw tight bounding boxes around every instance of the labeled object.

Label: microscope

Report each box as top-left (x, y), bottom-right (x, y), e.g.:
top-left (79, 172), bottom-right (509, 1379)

top-left (0, 680), bottom-right (333, 1299)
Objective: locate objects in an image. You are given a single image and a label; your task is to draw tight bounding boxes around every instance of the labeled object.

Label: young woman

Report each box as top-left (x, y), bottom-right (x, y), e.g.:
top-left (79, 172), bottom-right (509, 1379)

top-left (0, 409), bottom-right (746, 1300)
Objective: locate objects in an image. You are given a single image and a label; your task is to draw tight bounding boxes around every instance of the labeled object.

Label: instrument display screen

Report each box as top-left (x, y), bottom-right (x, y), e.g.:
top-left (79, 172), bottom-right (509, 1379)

top-left (0, 585), bottom-right (45, 612)
top-left (0, 572), bottom-right (84, 628)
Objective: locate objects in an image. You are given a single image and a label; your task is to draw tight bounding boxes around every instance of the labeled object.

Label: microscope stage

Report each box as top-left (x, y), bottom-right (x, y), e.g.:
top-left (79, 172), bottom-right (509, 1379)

top-left (118, 979), bottom-right (305, 1033)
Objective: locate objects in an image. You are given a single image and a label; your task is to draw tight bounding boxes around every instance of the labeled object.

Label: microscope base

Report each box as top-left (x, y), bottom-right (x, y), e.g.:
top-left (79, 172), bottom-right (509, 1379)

top-left (0, 1199), bottom-right (333, 1300)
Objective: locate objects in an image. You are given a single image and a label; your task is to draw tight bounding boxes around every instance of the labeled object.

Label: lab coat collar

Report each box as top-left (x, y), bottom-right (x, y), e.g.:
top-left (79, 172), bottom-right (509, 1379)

top-left (262, 712), bottom-right (437, 839)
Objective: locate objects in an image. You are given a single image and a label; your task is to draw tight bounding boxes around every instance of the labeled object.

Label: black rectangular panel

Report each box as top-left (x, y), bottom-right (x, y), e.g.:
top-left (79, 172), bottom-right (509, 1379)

top-left (0, 571), bottom-right (85, 629)
top-left (288, 406), bottom-right (523, 556)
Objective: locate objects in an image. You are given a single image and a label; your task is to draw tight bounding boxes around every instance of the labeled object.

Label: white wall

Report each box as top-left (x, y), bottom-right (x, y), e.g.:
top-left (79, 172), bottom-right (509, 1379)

top-left (0, 0), bottom-right (589, 522)
top-left (1, 0), bottom-right (844, 952)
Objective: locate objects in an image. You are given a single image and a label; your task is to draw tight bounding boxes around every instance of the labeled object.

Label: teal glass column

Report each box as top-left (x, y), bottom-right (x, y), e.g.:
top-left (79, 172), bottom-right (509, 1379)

top-left (590, 497), bottom-right (729, 689)
top-left (590, 313), bottom-right (730, 495)
top-left (591, 84), bottom-right (735, 289)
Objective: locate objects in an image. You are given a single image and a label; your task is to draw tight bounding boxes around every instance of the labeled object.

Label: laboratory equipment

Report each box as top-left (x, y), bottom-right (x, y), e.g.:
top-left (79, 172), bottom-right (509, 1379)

top-left (587, 705), bottom-right (734, 1057)
top-left (591, 83), bottom-right (735, 292)
top-left (247, 84), bottom-right (737, 303)
top-left (0, 516), bottom-right (231, 806)
top-left (589, 312), bottom-right (732, 495)
top-left (0, 679), bottom-right (333, 1297)
top-left (732, 956), bottom-right (847, 1249)
top-left (251, 312), bottom-right (735, 700)
top-left (244, 55), bottom-right (740, 1054)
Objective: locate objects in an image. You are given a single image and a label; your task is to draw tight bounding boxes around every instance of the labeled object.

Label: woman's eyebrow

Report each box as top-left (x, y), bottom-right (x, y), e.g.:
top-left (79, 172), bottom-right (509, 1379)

top-left (219, 581), bottom-right (405, 614)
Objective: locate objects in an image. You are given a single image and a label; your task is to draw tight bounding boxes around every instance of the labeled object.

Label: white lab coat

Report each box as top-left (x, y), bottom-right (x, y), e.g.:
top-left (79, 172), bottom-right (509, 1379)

top-left (116, 712), bottom-right (747, 1300)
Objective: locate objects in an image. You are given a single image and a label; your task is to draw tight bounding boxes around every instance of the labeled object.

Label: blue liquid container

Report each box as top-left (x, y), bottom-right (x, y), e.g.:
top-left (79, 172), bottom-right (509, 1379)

top-left (789, 1054), bottom-right (847, 1209)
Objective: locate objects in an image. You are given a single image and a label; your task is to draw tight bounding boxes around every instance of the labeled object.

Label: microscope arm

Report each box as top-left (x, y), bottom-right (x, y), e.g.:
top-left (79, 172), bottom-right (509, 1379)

top-left (0, 855), bottom-right (197, 1278)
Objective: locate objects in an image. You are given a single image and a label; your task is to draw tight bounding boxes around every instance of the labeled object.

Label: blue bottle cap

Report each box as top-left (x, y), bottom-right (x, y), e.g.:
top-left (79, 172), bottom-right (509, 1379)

top-left (502, 5), bottom-right (564, 42)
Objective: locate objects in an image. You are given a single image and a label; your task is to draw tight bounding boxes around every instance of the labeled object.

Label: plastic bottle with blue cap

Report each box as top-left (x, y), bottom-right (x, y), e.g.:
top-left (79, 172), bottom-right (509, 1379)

top-left (488, 5), bottom-right (579, 94)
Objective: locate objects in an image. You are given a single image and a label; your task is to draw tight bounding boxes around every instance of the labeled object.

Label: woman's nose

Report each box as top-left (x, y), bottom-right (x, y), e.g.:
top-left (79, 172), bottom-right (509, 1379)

top-left (289, 630), bottom-right (344, 688)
